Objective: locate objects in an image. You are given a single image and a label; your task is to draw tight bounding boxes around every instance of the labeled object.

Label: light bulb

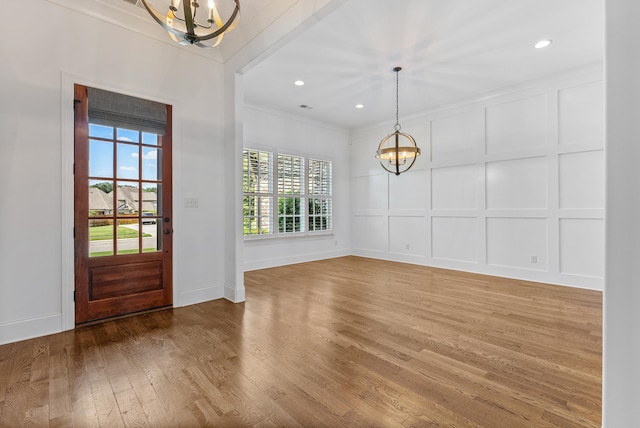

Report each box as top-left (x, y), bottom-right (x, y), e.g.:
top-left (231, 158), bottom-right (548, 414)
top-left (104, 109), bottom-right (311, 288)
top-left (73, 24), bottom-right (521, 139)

top-left (535, 40), bottom-right (552, 49)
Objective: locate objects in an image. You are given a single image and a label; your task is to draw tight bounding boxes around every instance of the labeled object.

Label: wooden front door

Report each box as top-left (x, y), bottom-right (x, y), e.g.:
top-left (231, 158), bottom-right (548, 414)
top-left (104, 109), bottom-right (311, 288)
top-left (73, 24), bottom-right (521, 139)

top-left (73, 84), bottom-right (173, 324)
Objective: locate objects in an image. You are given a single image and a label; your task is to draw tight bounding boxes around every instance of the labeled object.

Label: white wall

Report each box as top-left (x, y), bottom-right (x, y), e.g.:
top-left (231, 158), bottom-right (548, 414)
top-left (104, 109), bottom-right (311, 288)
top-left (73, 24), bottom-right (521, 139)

top-left (604, 0), bottom-right (640, 425)
top-left (0, 0), bottom-right (229, 344)
top-left (243, 106), bottom-right (351, 271)
top-left (351, 68), bottom-right (604, 290)
top-left (222, 0), bottom-right (348, 299)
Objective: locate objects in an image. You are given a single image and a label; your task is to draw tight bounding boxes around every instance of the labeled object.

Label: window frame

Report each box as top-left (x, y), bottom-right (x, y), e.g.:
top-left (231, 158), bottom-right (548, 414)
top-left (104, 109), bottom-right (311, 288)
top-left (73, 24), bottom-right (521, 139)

top-left (243, 147), bottom-right (333, 240)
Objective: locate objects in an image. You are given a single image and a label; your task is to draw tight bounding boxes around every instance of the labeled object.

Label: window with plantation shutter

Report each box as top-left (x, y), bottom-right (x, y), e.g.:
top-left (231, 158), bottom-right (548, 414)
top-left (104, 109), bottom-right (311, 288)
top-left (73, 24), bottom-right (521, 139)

top-left (278, 154), bottom-right (305, 233)
top-left (243, 149), bottom-right (273, 235)
top-left (243, 148), bottom-right (332, 237)
top-left (308, 159), bottom-right (332, 231)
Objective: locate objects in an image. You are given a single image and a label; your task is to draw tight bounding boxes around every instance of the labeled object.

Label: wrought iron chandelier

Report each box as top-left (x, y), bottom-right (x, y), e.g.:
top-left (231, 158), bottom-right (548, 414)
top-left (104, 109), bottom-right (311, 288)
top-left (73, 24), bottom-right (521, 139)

top-left (141, 0), bottom-right (240, 48)
top-left (376, 67), bottom-right (421, 175)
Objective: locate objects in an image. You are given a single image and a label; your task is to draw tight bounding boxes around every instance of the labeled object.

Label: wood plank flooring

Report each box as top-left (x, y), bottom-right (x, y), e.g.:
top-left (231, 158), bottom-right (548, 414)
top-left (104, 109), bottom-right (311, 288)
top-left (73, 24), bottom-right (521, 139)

top-left (0, 256), bottom-right (602, 427)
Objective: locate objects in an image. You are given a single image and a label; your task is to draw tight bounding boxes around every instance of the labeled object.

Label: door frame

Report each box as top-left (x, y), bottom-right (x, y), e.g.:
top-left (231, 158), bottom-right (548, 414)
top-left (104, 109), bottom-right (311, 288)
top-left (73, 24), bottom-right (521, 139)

top-left (60, 72), bottom-right (182, 331)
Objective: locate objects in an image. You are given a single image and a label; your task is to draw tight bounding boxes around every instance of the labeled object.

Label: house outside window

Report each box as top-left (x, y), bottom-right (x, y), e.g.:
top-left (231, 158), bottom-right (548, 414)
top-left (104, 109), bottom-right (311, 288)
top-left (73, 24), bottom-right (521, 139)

top-left (243, 148), bottom-right (332, 237)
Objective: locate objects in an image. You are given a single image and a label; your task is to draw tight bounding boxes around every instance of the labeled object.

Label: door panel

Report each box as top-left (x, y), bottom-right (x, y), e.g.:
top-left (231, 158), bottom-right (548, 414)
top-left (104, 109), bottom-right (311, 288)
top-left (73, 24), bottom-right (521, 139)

top-left (74, 84), bottom-right (173, 324)
top-left (90, 261), bottom-right (163, 300)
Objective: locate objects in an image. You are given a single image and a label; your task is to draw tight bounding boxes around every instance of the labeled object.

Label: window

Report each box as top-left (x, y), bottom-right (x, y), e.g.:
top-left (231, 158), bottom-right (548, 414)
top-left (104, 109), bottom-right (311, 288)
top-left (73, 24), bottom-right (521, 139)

top-left (278, 154), bottom-right (304, 234)
top-left (308, 159), bottom-right (332, 231)
top-left (243, 149), bottom-right (332, 237)
top-left (243, 149), bottom-right (273, 235)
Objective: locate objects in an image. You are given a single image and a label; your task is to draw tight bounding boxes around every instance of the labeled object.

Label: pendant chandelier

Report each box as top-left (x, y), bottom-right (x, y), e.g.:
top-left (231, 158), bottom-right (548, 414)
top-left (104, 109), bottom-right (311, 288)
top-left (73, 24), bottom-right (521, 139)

top-left (141, 0), bottom-right (240, 48)
top-left (376, 67), bottom-right (421, 176)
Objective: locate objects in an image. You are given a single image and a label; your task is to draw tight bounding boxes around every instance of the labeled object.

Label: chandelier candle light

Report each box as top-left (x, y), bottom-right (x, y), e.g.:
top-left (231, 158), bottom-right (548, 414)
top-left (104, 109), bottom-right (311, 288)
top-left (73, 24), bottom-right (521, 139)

top-left (376, 67), bottom-right (421, 175)
top-left (141, 0), bottom-right (240, 47)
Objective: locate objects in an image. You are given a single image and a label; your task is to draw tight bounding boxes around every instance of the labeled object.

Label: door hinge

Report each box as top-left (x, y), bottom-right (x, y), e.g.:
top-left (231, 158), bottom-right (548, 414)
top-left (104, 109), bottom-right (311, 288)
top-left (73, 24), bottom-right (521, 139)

top-left (73, 163), bottom-right (75, 175)
top-left (73, 227), bottom-right (75, 238)
top-left (73, 290), bottom-right (76, 302)
top-left (73, 99), bottom-right (81, 109)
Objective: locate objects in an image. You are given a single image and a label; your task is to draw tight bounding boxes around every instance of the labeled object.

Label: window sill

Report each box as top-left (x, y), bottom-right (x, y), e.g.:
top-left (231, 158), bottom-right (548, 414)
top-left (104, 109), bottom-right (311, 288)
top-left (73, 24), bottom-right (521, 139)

top-left (244, 231), bottom-right (334, 245)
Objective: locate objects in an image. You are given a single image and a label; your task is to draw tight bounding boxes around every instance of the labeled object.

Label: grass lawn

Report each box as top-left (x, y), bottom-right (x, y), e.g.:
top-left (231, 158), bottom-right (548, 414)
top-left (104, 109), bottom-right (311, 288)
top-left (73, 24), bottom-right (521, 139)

top-left (90, 248), bottom-right (158, 257)
top-left (89, 225), bottom-right (152, 241)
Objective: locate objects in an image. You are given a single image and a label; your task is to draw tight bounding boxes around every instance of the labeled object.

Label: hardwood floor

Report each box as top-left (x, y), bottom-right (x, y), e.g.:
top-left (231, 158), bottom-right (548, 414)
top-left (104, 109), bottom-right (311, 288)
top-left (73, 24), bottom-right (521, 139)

top-left (0, 256), bottom-right (602, 427)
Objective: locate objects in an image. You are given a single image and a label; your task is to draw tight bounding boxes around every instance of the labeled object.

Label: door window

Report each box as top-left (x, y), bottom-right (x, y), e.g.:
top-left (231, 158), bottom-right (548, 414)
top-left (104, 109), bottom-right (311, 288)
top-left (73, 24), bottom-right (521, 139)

top-left (87, 124), bottom-right (163, 257)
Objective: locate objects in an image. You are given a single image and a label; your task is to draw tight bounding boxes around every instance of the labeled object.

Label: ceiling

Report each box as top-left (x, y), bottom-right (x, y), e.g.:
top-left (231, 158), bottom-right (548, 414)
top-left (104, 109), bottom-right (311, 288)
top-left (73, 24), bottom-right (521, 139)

top-left (50, 0), bottom-right (291, 63)
top-left (242, 0), bottom-right (604, 131)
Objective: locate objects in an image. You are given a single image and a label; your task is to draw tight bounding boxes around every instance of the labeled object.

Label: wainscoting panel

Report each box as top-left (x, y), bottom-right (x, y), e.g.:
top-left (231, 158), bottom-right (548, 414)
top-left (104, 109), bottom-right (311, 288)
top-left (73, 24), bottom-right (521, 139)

top-left (559, 80), bottom-right (604, 146)
top-left (432, 216), bottom-right (478, 263)
top-left (485, 94), bottom-right (548, 154)
top-left (431, 110), bottom-right (478, 161)
top-left (486, 157), bottom-right (548, 210)
top-left (560, 218), bottom-right (605, 277)
top-left (559, 150), bottom-right (604, 209)
top-left (432, 164), bottom-right (479, 210)
top-left (487, 217), bottom-right (548, 270)
top-left (389, 169), bottom-right (428, 211)
top-left (353, 174), bottom-right (388, 211)
top-left (352, 215), bottom-right (388, 253)
top-left (389, 216), bottom-right (428, 257)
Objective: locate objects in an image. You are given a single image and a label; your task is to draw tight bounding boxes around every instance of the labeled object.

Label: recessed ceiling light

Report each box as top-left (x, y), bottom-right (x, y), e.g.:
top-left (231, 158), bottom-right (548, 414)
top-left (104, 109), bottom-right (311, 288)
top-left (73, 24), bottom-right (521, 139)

top-left (535, 40), bottom-right (552, 49)
top-left (294, 80), bottom-right (305, 86)
top-left (355, 104), bottom-right (364, 109)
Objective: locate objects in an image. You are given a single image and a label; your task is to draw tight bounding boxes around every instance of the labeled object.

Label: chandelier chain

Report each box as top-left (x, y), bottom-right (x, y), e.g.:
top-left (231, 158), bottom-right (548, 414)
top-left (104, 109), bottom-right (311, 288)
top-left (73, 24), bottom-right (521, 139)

top-left (395, 68), bottom-right (400, 131)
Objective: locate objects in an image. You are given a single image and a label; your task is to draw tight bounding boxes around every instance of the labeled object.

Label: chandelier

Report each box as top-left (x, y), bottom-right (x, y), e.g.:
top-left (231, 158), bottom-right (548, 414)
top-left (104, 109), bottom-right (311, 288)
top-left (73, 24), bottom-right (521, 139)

top-left (141, 0), bottom-right (240, 48)
top-left (375, 67), bottom-right (421, 176)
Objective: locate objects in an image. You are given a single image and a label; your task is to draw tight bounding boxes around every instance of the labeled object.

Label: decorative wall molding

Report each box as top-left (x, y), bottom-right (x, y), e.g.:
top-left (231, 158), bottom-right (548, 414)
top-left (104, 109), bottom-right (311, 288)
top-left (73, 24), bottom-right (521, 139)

top-left (350, 68), bottom-right (604, 291)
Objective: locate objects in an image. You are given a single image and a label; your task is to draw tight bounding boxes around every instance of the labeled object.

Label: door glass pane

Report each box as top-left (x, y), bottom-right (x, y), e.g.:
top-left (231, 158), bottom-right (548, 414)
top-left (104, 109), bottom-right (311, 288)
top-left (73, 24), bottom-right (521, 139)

top-left (117, 128), bottom-right (139, 143)
top-left (142, 147), bottom-right (161, 181)
top-left (89, 219), bottom-right (114, 257)
top-left (89, 140), bottom-right (114, 178)
top-left (89, 180), bottom-right (114, 218)
top-left (140, 183), bottom-right (158, 215)
top-left (142, 217), bottom-right (161, 253)
top-left (117, 219), bottom-right (139, 255)
top-left (155, 183), bottom-right (163, 217)
top-left (116, 182), bottom-right (139, 217)
top-left (89, 124), bottom-right (114, 139)
top-left (117, 143), bottom-right (139, 180)
top-left (142, 132), bottom-right (159, 146)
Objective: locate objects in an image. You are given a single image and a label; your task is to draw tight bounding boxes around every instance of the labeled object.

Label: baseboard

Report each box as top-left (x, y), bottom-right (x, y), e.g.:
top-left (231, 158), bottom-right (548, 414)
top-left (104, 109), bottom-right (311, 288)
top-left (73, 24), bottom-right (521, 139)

top-left (0, 313), bottom-right (62, 346)
top-left (352, 250), bottom-right (604, 291)
top-left (177, 285), bottom-right (225, 308)
top-left (244, 249), bottom-right (351, 272)
top-left (224, 285), bottom-right (245, 303)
